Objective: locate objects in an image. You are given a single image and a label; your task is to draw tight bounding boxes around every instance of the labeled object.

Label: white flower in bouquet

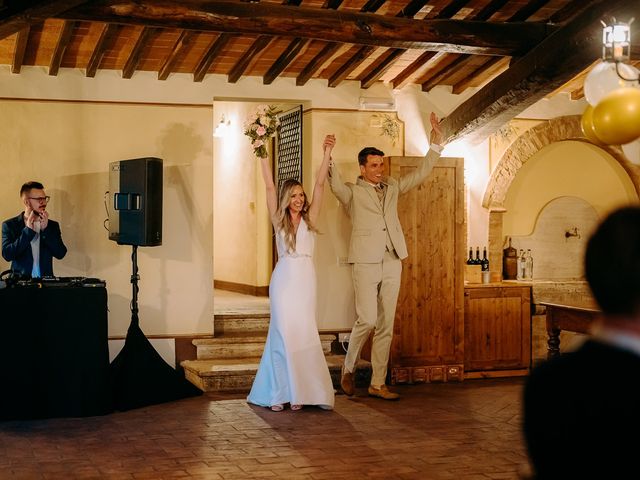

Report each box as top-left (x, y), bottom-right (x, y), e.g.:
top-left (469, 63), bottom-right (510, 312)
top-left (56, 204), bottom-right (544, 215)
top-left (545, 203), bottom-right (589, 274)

top-left (244, 104), bottom-right (279, 159)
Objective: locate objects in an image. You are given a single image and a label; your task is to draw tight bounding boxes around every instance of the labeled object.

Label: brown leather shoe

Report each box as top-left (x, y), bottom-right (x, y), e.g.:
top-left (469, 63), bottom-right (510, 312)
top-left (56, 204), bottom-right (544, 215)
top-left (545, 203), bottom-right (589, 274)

top-left (341, 367), bottom-right (355, 396)
top-left (368, 384), bottom-right (400, 400)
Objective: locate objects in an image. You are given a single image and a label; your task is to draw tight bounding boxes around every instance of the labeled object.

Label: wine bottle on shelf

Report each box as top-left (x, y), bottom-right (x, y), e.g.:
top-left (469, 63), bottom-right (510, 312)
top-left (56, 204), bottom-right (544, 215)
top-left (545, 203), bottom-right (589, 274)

top-left (481, 247), bottom-right (489, 272)
top-left (466, 248), bottom-right (474, 265)
top-left (481, 246), bottom-right (490, 283)
top-left (475, 247), bottom-right (481, 265)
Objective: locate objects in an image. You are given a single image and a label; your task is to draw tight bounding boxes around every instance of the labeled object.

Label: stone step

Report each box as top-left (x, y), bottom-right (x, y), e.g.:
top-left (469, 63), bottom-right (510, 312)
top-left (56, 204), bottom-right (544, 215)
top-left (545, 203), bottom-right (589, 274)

top-left (193, 333), bottom-right (337, 360)
top-left (213, 313), bottom-right (270, 336)
top-left (181, 355), bottom-right (372, 393)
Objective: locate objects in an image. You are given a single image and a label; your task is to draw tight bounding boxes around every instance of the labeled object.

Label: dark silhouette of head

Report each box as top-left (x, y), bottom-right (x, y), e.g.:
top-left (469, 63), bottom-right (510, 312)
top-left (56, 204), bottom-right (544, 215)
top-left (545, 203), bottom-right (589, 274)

top-left (585, 205), bottom-right (640, 317)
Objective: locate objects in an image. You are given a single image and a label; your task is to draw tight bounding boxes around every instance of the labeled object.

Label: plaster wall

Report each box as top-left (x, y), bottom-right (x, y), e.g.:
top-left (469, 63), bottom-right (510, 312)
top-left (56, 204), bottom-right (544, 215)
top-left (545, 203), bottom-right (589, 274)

top-left (0, 100), bottom-right (214, 337)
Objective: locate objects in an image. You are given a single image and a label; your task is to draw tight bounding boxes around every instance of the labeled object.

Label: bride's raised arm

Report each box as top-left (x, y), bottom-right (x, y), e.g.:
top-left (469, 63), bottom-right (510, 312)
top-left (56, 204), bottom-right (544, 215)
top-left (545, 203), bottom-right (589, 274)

top-left (308, 134), bottom-right (336, 224)
top-left (258, 156), bottom-right (278, 225)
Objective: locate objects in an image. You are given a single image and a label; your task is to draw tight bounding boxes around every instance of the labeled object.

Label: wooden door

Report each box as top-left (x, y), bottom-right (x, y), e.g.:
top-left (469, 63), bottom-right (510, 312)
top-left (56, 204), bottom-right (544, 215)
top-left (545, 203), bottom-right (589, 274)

top-left (464, 285), bottom-right (531, 371)
top-left (388, 157), bottom-right (465, 384)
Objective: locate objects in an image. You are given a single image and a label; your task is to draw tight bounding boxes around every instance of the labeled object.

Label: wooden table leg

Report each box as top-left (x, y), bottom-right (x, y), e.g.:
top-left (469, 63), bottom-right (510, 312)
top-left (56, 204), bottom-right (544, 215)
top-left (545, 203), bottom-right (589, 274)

top-left (547, 325), bottom-right (560, 359)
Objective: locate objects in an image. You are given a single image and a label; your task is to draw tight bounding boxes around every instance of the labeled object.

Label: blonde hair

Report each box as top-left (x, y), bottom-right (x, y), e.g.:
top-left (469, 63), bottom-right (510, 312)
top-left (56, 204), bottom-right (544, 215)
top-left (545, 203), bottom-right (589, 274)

top-left (275, 179), bottom-right (316, 252)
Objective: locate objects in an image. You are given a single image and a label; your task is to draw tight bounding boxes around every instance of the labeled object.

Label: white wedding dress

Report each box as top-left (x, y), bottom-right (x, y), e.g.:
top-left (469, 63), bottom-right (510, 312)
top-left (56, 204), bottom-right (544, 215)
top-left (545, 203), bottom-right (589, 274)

top-left (247, 219), bottom-right (335, 409)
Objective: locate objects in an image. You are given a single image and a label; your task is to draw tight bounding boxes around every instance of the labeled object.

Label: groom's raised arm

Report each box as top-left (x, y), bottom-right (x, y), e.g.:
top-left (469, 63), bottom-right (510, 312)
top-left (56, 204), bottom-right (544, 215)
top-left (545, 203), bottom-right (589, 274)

top-left (398, 112), bottom-right (445, 194)
top-left (329, 161), bottom-right (352, 206)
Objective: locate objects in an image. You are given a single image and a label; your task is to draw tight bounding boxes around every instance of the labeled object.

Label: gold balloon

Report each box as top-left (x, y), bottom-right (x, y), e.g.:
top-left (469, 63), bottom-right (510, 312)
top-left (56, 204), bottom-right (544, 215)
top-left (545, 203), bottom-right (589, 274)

top-left (581, 105), bottom-right (604, 145)
top-left (592, 88), bottom-right (640, 145)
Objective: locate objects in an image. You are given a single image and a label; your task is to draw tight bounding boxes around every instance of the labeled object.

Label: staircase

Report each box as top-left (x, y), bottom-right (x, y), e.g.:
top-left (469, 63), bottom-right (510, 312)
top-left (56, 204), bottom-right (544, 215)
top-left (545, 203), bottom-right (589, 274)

top-left (181, 312), bottom-right (370, 392)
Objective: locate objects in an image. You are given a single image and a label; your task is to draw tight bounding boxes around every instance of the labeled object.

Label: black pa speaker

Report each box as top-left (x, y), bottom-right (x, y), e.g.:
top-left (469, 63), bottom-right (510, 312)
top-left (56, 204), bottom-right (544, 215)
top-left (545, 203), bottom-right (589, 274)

top-left (108, 157), bottom-right (162, 246)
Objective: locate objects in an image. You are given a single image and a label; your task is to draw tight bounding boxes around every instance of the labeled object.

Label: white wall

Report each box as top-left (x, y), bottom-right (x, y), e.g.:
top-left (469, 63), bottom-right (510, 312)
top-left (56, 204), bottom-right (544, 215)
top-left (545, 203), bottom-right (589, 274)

top-left (0, 100), bottom-right (214, 337)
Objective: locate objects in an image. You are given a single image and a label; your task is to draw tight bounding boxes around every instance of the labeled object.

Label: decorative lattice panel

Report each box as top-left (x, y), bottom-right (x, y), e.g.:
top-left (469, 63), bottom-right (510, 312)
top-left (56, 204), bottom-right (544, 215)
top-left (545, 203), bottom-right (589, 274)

top-left (276, 106), bottom-right (303, 188)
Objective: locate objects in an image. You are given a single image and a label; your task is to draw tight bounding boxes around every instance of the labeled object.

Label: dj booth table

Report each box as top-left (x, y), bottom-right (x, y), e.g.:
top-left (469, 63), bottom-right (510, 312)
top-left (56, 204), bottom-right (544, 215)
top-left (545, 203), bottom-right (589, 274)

top-left (0, 280), bottom-right (114, 420)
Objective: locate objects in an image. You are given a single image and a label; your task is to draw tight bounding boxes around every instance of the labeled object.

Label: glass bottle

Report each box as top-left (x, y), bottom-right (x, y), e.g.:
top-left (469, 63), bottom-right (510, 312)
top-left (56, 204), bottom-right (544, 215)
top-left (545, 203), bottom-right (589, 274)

top-left (517, 249), bottom-right (525, 280)
top-left (525, 249), bottom-right (534, 280)
top-left (467, 248), bottom-right (474, 265)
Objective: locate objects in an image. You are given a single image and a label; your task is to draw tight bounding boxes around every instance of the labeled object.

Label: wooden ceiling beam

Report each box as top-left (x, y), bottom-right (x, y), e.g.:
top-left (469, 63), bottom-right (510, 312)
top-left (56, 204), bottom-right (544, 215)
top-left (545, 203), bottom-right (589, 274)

top-left (440, 0), bottom-right (548, 95)
top-left (470, 0), bottom-right (509, 21)
top-left (86, 23), bottom-right (119, 78)
top-left (228, 35), bottom-right (272, 84)
top-left (296, 42), bottom-right (341, 86)
top-left (440, 0), bottom-right (638, 144)
top-left (549, 0), bottom-right (595, 24)
top-left (452, 56), bottom-right (510, 94)
top-left (421, 54), bottom-right (475, 92)
top-left (322, 0), bottom-right (344, 9)
top-left (507, 0), bottom-right (552, 22)
top-left (193, 33), bottom-right (233, 82)
top-left (123, 26), bottom-right (156, 79)
top-left (359, 48), bottom-right (405, 89)
top-left (11, 25), bottom-right (30, 74)
top-left (49, 19), bottom-right (75, 76)
top-left (328, 45), bottom-right (376, 88)
top-left (263, 37), bottom-right (307, 85)
top-left (0, 0), bottom-right (88, 40)
top-left (158, 29), bottom-right (195, 80)
top-left (56, 0), bottom-right (553, 55)
top-left (391, 50), bottom-right (437, 89)
top-left (432, 0), bottom-right (472, 19)
top-left (396, 0), bottom-right (429, 18)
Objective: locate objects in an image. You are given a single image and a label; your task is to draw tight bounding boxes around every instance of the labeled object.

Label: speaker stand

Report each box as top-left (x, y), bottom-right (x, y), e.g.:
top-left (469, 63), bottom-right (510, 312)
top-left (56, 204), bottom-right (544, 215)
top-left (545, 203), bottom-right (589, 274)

top-left (110, 245), bottom-right (201, 411)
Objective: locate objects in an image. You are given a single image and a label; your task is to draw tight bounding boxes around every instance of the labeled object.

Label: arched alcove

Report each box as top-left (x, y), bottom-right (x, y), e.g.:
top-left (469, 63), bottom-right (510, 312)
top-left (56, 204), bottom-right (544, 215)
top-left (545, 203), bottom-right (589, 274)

top-left (484, 115), bottom-right (640, 278)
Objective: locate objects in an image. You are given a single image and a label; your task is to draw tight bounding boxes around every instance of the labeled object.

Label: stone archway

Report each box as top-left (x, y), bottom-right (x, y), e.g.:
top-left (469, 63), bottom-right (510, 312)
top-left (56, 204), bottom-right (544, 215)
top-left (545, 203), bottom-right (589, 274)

top-left (484, 115), bottom-right (640, 278)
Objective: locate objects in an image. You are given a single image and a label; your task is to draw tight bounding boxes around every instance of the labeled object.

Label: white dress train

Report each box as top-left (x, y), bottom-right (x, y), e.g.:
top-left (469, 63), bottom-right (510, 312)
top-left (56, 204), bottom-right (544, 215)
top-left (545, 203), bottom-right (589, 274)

top-left (247, 219), bottom-right (335, 409)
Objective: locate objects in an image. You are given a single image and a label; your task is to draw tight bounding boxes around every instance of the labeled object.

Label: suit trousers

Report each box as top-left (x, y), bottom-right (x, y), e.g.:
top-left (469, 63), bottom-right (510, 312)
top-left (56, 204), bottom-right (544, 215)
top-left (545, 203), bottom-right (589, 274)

top-left (344, 250), bottom-right (402, 386)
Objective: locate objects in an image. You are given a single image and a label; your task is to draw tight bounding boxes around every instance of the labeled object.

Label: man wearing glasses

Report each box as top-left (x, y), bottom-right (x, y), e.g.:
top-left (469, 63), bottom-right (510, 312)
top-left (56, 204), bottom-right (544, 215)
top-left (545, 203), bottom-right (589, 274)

top-left (2, 181), bottom-right (67, 278)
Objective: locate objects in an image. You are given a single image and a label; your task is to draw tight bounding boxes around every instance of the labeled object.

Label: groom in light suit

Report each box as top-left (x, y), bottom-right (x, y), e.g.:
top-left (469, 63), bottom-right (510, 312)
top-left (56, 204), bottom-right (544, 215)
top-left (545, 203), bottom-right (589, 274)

top-left (329, 113), bottom-right (444, 400)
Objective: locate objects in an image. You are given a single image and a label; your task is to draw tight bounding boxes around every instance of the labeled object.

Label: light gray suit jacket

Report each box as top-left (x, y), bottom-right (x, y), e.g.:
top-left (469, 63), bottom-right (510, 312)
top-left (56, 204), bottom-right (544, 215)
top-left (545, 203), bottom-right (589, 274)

top-left (329, 147), bottom-right (441, 263)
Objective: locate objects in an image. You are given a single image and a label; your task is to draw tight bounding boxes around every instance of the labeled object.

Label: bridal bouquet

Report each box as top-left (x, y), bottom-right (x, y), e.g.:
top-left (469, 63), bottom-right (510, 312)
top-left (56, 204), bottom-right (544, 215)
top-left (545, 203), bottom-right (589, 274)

top-left (244, 104), bottom-right (279, 159)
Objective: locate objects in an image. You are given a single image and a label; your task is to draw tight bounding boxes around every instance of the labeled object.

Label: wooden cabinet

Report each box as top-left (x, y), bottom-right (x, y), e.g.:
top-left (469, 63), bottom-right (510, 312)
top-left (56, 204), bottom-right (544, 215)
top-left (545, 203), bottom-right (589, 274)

top-left (388, 156), bottom-right (466, 384)
top-left (464, 284), bottom-right (531, 373)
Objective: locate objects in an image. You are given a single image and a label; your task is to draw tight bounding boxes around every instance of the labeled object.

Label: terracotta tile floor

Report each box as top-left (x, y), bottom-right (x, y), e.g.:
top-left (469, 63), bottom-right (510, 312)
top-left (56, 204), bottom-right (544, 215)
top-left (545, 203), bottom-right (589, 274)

top-left (0, 378), bottom-right (532, 479)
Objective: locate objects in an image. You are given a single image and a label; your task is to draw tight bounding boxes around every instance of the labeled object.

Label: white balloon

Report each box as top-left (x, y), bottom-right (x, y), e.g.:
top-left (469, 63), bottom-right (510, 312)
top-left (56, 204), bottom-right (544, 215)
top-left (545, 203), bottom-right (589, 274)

top-left (622, 138), bottom-right (640, 165)
top-left (583, 61), bottom-right (639, 106)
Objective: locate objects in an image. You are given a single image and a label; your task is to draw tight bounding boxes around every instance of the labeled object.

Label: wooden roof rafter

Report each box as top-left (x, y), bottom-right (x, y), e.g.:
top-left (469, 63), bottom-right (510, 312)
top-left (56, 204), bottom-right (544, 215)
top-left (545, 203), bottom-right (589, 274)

top-left (421, 0), bottom-right (559, 95)
top-left (263, 37), bottom-right (308, 85)
top-left (193, 32), bottom-right (234, 83)
top-left (158, 29), bottom-right (195, 80)
top-left (228, 35), bottom-right (272, 84)
top-left (11, 25), bottom-right (30, 74)
top-left (391, 50), bottom-right (438, 89)
top-left (49, 19), bottom-right (75, 76)
top-left (122, 26), bottom-right (157, 79)
top-left (86, 23), bottom-right (119, 78)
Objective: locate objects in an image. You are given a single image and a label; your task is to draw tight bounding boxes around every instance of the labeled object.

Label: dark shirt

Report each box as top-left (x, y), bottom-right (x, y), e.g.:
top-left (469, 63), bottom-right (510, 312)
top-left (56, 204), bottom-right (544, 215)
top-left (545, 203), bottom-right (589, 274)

top-left (1, 212), bottom-right (67, 277)
top-left (523, 339), bottom-right (640, 479)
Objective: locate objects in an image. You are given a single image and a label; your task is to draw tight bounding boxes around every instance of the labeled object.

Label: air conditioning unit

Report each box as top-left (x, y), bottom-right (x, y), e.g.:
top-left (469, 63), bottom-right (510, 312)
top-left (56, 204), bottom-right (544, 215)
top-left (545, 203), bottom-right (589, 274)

top-left (359, 96), bottom-right (396, 111)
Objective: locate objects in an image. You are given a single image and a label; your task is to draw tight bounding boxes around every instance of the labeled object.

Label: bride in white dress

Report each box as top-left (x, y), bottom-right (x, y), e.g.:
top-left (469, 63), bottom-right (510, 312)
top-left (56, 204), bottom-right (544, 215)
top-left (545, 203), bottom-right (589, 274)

top-left (247, 135), bottom-right (336, 412)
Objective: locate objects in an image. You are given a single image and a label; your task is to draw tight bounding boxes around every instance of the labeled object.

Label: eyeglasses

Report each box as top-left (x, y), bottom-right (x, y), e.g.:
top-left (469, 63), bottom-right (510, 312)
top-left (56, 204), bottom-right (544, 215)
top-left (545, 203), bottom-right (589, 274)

top-left (29, 196), bottom-right (50, 203)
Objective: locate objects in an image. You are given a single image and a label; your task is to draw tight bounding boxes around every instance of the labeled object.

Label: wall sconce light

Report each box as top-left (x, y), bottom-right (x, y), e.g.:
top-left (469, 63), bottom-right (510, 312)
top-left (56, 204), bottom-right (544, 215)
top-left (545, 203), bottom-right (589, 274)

top-left (213, 114), bottom-right (231, 138)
